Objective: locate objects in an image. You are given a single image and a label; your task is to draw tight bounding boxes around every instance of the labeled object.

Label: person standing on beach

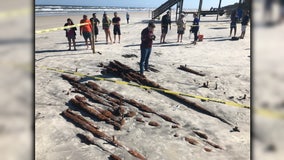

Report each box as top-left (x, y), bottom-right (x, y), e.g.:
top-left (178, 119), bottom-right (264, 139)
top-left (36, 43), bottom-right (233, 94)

top-left (190, 13), bottom-right (199, 45)
top-left (102, 12), bottom-right (112, 44)
top-left (80, 15), bottom-right (93, 49)
top-left (126, 12), bottom-right (130, 24)
top-left (240, 11), bottom-right (250, 39)
top-left (90, 13), bottom-right (100, 42)
top-left (64, 18), bottom-right (77, 50)
top-left (112, 12), bottom-right (121, 43)
top-left (140, 21), bottom-right (156, 75)
top-left (229, 10), bottom-right (238, 37)
top-left (160, 11), bottom-right (171, 43)
top-left (176, 13), bottom-right (186, 43)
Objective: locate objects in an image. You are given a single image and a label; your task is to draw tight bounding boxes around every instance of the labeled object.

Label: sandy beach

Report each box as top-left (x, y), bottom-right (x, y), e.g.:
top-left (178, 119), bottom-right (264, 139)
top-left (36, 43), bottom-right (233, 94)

top-left (35, 11), bottom-right (250, 160)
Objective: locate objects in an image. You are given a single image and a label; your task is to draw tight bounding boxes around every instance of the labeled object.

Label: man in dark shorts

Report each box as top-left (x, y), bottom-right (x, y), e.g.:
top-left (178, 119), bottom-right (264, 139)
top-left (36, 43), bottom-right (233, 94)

top-left (80, 15), bottom-right (93, 49)
top-left (112, 12), bottom-right (121, 43)
top-left (90, 13), bottom-right (100, 42)
top-left (160, 11), bottom-right (171, 43)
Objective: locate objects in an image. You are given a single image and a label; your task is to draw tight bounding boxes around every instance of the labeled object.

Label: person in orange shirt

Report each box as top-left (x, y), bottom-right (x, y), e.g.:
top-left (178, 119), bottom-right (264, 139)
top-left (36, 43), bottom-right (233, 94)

top-left (80, 15), bottom-right (93, 49)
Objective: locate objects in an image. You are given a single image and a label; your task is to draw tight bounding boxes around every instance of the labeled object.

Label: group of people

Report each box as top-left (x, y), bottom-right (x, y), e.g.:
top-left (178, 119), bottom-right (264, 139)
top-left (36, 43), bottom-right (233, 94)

top-left (230, 10), bottom-right (250, 39)
top-left (139, 11), bottom-right (200, 75)
top-left (63, 10), bottom-right (249, 75)
top-left (64, 12), bottom-right (127, 50)
top-left (159, 11), bottom-right (200, 45)
top-left (140, 10), bottom-right (250, 75)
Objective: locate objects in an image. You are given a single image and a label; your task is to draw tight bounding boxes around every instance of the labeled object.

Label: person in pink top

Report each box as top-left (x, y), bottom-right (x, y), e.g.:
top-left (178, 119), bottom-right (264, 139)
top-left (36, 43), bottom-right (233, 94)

top-left (80, 15), bottom-right (93, 49)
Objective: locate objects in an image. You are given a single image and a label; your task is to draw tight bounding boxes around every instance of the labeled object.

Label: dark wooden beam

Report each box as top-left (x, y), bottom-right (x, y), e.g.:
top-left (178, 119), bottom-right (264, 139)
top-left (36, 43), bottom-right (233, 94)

top-left (216, 0), bottom-right (222, 21)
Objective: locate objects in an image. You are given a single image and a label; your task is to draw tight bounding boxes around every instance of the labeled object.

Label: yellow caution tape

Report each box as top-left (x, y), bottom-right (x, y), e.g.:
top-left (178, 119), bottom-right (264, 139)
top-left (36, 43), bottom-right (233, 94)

top-left (37, 65), bottom-right (284, 119)
top-left (35, 23), bottom-right (90, 34)
top-left (37, 65), bottom-right (251, 109)
top-left (255, 108), bottom-right (284, 119)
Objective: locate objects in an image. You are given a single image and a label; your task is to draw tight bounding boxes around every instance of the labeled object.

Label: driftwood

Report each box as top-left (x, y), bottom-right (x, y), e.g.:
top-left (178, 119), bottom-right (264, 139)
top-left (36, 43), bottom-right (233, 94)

top-left (62, 74), bottom-right (180, 125)
top-left (70, 97), bottom-right (122, 130)
top-left (102, 61), bottom-right (233, 127)
top-left (73, 82), bottom-right (113, 107)
top-left (204, 140), bottom-right (223, 149)
top-left (62, 109), bottom-right (147, 159)
top-left (128, 149), bottom-right (147, 160)
top-left (122, 54), bottom-right (138, 58)
top-left (204, 147), bottom-right (212, 152)
top-left (136, 117), bottom-right (145, 123)
top-left (77, 133), bottom-right (122, 160)
top-left (193, 130), bottom-right (208, 140)
top-left (172, 125), bottom-right (179, 129)
top-left (61, 74), bottom-right (81, 82)
top-left (148, 121), bottom-right (160, 127)
top-left (62, 109), bottom-right (120, 147)
top-left (177, 65), bottom-right (205, 76)
top-left (139, 112), bottom-right (151, 118)
top-left (109, 154), bottom-right (122, 160)
top-left (157, 114), bottom-right (179, 125)
top-left (125, 99), bottom-right (156, 113)
top-left (185, 137), bottom-right (199, 145)
top-left (125, 110), bottom-right (136, 117)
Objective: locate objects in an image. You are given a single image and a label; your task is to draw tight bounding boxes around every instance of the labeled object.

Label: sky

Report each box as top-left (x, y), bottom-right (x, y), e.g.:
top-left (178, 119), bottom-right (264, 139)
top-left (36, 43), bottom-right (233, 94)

top-left (35, 0), bottom-right (238, 9)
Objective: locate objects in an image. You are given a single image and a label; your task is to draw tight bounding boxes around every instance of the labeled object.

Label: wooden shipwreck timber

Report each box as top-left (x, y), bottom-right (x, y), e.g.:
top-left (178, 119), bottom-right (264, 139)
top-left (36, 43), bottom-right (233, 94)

top-left (101, 60), bottom-right (234, 127)
top-left (58, 61), bottom-right (229, 159)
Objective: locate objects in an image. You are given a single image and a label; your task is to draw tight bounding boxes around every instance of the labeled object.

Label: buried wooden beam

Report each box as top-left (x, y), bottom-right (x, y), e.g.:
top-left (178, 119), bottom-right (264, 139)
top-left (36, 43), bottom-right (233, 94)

top-left (177, 65), bottom-right (205, 76)
top-left (102, 61), bottom-right (234, 127)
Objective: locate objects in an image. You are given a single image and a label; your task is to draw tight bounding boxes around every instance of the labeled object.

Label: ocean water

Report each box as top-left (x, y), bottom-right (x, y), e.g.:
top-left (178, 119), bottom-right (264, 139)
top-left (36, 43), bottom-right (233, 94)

top-left (35, 5), bottom-right (153, 16)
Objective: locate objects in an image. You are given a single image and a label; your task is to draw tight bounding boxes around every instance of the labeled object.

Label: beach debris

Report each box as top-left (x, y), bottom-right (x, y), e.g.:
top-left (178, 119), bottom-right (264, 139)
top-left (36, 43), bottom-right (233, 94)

top-left (70, 97), bottom-right (122, 130)
top-left (185, 137), bottom-right (199, 145)
top-left (201, 81), bottom-right (209, 88)
top-left (204, 147), bottom-right (212, 152)
top-left (148, 121), bottom-right (160, 127)
top-left (125, 110), bottom-right (136, 117)
top-left (157, 114), bottom-right (179, 125)
top-left (122, 54), bottom-right (138, 58)
top-left (61, 74), bottom-right (81, 82)
top-left (174, 133), bottom-right (179, 137)
top-left (173, 104), bottom-right (180, 111)
top-left (237, 94), bottom-right (246, 100)
top-left (230, 126), bottom-right (240, 132)
top-left (177, 65), bottom-right (205, 76)
top-left (62, 75), bottom-right (179, 126)
top-left (172, 125), bottom-right (179, 129)
top-left (228, 96), bottom-right (234, 99)
top-left (77, 133), bottom-right (122, 160)
top-left (136, 117), bottom-right (145, 123)
top-left (215, 82), bottom-right (218, 90)
top-left (193, 130), bottom-right (208, 139)
top-left (204, 140), bottom-right (223, 149)
top-left (128, 149), bottom-right (147, 160)
top-left (139, 112), bottom-right (151, 118)
top-left (101, 60), bottom-right (234, 127)
top-left (97, 62), bottom-right (104, 67)
top-left (62, 109), bottom-right (147, 159)
top-left (109, 154), bottom-right (122, 160)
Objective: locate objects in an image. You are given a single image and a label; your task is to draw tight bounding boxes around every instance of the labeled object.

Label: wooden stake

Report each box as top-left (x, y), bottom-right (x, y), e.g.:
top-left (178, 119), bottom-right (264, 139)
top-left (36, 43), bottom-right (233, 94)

top-left (91, 20), bottom-right (95, 54)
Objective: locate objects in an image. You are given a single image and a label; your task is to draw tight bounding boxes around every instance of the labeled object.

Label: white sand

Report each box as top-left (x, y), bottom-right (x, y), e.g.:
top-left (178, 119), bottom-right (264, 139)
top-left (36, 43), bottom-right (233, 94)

top-left (35, 11), bottom-right (250, 160)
